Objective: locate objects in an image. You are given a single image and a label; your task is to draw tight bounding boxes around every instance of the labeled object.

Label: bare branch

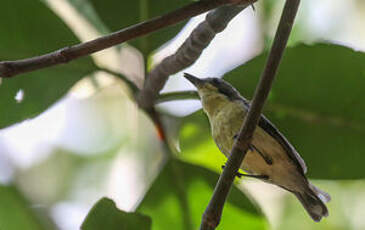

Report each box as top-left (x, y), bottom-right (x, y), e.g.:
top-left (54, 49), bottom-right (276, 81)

top-left (137, 1), bottom-right (256, 110)
top-left (0, 0), bottom-right (238, 78)
top-left (157, 90), bottom-right (199, 103)
top-left (200, 0), bottom-right (301, 229)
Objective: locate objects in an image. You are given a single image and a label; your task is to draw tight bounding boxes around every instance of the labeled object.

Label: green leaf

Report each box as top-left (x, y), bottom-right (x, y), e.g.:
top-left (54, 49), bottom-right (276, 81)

top-left (0, 0), bottom-right (97, 129)
top-left (137, 159), bottom-right (266, 230)
top-left (66, 0), bottom-right (110, 34)
top-left (224, 43), bottom-right (365, 179)
top-left (179, 110), bottom-right (228, 173)
top-left (88, 0), bottom-right (191, 57)
top-left (0, 185), bottom-right (47, 230)
top-left (82, 198), bottom-right (152, 230)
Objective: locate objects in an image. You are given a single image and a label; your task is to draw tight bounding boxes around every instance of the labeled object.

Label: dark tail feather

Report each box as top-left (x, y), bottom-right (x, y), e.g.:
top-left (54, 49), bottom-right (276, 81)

top-left (294, 183), bottom-right (330, 222)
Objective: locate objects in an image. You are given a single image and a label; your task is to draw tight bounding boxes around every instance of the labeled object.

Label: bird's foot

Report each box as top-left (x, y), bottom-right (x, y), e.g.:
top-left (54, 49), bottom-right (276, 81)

top-left (221, 165), bottom-right (268, 180)
top-left (236, 172), bottom-right (269, 180)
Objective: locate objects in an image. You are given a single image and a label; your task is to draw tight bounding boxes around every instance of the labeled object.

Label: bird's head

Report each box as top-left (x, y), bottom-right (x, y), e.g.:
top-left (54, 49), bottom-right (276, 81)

top-left (184, 73), bottom-right (242, 115)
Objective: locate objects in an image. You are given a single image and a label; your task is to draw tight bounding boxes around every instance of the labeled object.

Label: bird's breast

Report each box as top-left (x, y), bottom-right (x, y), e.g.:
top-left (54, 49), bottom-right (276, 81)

top-left (207, 101), bottom-right (305, 192)
top-left (209, 101), bottom-right (246, 156)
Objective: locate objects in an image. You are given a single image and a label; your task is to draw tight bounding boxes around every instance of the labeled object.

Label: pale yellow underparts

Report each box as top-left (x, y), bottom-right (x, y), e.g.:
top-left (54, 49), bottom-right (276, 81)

top-left (199, 85), bottom-right (306, 192)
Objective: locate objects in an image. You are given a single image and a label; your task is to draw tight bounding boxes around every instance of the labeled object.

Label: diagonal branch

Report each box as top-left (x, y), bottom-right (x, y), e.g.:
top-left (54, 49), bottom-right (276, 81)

top-left (157, 90), bottom-right (199, 103)
top-left (0, 0), bottom-right (240, 78)
top-left (137, 1), bottom-right (256, 110)
top-left (200, 0), bottom-right (301, 229)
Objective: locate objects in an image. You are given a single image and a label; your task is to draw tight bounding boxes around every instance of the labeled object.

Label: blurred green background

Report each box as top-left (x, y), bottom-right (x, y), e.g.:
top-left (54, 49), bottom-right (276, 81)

top-left (1, 0), bottom-right (365, 229)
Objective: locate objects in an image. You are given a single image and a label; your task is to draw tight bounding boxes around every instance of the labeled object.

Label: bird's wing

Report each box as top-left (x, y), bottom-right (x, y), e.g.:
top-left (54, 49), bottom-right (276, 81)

top-left (239, 97), bottom-right (307, 174)
top-left (258, 116), bottom-right (307, 174)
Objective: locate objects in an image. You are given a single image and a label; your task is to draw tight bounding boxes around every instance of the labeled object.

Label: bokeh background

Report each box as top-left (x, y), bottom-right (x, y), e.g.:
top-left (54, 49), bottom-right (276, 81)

top-left (1, 0), bottom-right (365, 229)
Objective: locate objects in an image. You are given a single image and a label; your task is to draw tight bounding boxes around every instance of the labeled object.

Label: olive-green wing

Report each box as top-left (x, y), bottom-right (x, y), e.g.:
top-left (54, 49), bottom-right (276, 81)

top-left (238, 97), bottom-right (307, 175)
top-left (258, 116), bottom-right (307, 175)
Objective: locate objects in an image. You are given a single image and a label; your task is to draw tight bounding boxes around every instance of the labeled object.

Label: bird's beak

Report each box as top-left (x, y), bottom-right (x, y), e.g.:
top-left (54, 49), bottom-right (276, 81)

top-left (184, 73), bottom-right (204, 88)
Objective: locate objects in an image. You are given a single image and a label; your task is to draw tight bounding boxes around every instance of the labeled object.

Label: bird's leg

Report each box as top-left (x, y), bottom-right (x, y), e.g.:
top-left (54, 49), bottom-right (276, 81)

top-left (221, 165), bottom-right (269, 180)
top-left (237, 173), bottom-right (269, 180)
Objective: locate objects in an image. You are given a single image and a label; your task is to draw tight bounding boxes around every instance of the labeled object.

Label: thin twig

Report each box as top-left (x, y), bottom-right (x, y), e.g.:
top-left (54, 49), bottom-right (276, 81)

top-left (200, 0), bottom-right (301, 229)
top-left (137, 1), bottom-right (256, 110)
top-left (0, 0), bottom-right (237, 78)
top-left (157, 90), bottom-right (199, 103)
top-left (98, 67), bottom-right (139, 94)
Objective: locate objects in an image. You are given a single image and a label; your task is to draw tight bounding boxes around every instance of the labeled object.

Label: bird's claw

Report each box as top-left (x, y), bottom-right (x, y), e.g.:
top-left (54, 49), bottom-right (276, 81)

top-left (221, 165), bottom-right (268, 180)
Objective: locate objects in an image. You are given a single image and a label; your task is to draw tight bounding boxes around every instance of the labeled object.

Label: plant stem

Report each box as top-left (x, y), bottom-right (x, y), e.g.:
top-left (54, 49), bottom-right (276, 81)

top-left (200, 0), bottom-right (301, 229)
top-left (157, 90), bottom-right (199, 103)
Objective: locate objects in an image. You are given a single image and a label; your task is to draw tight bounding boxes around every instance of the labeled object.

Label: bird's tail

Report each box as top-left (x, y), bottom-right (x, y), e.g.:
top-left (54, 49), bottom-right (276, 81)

top-left (294, 183), bottom-right (331, 222)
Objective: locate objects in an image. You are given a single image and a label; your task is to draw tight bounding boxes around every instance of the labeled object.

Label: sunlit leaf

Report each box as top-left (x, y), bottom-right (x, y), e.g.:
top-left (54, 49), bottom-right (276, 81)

top-left (0, 185), bottom-right (48, 230)
top-left (0, 0), bottom-right (97, 129)
top-left (137, 159), bottom-right (266, 230)
top-left (66, 0), bottom-right (110, 34)
top-left (179, 110), bottom-right (227, 173)
top-left (82, 198), bottom-right (151, 230)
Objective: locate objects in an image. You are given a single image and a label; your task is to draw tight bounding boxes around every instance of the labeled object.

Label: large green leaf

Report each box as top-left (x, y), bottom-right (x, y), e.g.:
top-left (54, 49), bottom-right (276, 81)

top-left (82, 198), bottom-right (151, 230)
top-left (0, 185), bottom-right (48, 230)
top-left (137, 159), bottom-right (266, 230)
top-left (88, 0), bottom-right (191, 56)
top-left (181, 43), bottom-right (365, 180)
top-left (0, 0), bottom-right (97, 129)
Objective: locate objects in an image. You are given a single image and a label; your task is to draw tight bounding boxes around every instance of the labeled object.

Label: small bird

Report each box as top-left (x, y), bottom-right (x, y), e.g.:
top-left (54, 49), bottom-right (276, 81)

top-left (183, 73), bottom-right (330, 222)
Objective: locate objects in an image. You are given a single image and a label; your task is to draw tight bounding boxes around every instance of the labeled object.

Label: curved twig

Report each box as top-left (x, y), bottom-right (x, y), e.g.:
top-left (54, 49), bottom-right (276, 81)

top-left (157, 90), bottom-right (199, 103)
top-left (137, 1), bottom-right (256, 110)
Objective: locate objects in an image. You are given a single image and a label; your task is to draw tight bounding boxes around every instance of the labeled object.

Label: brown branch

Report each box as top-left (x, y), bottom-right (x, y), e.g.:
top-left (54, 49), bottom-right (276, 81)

top-left (137, 1), bottom-right (256, 110)
top-left (200, 0), bottom-right (301, 229)
top-left (157, 90), bottom-right (199, 103)
top-left (0, 0), bottom-right (241, 78)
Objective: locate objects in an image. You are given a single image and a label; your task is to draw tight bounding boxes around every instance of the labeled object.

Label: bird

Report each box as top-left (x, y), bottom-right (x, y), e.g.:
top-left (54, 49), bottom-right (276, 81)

top-left (183, 73), bottom-right (330, 222)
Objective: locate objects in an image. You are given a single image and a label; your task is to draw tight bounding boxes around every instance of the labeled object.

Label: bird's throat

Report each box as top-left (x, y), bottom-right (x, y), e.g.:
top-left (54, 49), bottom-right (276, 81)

top-left (200, 93), bottom-right (231, 118)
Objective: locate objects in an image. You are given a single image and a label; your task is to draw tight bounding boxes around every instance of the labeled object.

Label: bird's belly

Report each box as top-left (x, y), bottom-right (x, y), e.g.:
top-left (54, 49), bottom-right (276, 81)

top-left (214, 124), bottom-right (304, 191)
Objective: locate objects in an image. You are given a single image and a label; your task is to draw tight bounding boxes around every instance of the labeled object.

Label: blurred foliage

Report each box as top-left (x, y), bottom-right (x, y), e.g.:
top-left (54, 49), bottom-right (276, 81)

top-left (137, 159), bottom-right (267, 230)
top-left (0, 185), bottom-right (47, 230)
top-left (278, 180), bottom-right (365, 230)
top-left (82, 198), bottom-right (151, 230)
top-left (15, 150), bottom-right (84, 206)
top-left (257, 0), bottom-right (314, 48)
top-left (0, 0), bottom-right (97, 129)
top-left (66, 0), bottom-right (110, 34)
top-left (87, 0), bottom-right (192, 57)
top-left (15, 146), bottom-right (121, 206)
